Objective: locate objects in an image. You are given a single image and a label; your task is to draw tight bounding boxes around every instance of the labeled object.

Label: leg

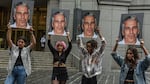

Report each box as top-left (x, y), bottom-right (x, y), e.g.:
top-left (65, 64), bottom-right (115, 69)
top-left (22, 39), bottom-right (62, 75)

top-left (81, 75), bottom-right (88, 84)
top-left (16, 66), bottom-right (27, 84)
top-left (90, 76), bottom-right (97, 84)
top-left (5, 68), bottom-right (17, 84)
top-left (4, 74), bottom-right (15, 84)
top-left (52, 77), bottom-right (59, 84)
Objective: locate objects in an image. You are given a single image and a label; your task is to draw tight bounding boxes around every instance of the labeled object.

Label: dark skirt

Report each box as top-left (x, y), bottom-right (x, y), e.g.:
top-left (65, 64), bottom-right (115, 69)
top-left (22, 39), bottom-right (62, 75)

top-left (52, 67), bottom-right (68, 81)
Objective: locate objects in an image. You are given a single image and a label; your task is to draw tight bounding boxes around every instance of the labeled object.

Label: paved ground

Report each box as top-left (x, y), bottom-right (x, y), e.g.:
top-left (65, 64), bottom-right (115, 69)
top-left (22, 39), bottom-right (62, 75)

top-left (0, 50), bottom-right (150, 84)
top-left (0, 68), bottom-right (79, 84)
top-left (1, 68), bottom-right (150, 84)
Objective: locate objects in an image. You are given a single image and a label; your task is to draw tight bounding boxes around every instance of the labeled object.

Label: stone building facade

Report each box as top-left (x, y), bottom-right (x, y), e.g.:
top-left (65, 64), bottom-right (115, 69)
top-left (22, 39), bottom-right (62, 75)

top-left (46, 0), bottom-right (150, 71)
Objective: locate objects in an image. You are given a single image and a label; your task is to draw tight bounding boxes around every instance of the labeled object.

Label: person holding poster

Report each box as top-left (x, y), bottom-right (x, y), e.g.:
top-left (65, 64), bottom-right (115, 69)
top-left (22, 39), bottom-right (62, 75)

top-left (48, 11), bottom-right (69, 36)
top-left (5, 25), bottom-right (36, 84)
top-left (111, 39), bottom-right (150, 84)
top-left (10, 1), bottom-right (34, 29)
top-left (48, 32), bottom-right (72, 84)
top-left (77, 29), bottom-right (106, 84)
top-left (118, 15), bottom-right (141, 45)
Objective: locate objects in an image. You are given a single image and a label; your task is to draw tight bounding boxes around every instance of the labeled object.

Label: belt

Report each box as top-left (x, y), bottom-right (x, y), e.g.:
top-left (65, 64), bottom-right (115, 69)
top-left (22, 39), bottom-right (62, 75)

top-left (124, 80), bottom-right (134, 84)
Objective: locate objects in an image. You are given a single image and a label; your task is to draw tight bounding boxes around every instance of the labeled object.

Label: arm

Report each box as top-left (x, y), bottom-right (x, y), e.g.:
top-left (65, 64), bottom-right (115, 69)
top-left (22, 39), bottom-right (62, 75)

top-left (140, 40), bottom-right (149, 55)
top-left (7, 25), bottom-right (13, 48)
top-left (64, 32), bottom-right (72, 56)
top-left (112, 39), bottom-right (118, 52)
top-left (77, 37), bottom-right (84, 49)
top-left (66, 32), bottom-right (71, 43)
top-left (96, 29), bottom-right (106, 54)
top-left (76, 36), bottom-right (89, 58)
top-left (91, 29), bottom-right (106, 64)
top-left (47, 35), bottom-right (56, 53)
top-left (140, 40), bottom-right (150, 70)
top-left (29, 28), bottom-right (36, 49)
top-left (111, 39), bottom-right (124, 67)
top-left (66, 32), bottom-right (72, 50)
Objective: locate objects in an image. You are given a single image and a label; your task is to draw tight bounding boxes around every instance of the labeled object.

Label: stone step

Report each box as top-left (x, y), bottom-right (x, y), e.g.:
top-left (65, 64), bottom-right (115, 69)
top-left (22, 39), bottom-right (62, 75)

top-left (1, 68), bottom-right (150, 84)
top-left (67, 72), bottom-right (82, 84)
top-left (0, 50), bottom-right (74, 70)
top-left (0, 68), bottom-right (79, 84)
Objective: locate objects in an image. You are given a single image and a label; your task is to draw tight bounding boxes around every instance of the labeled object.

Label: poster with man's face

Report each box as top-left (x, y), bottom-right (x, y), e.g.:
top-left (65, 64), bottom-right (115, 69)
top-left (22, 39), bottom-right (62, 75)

top-left (9, 0), bottom-right (34, 29)
top-left (118, 13), bottom-right (144, 45)
top-left (75, 9), bottom-right (100, 39)
top-left (48, 9), bottom-right (70, 36)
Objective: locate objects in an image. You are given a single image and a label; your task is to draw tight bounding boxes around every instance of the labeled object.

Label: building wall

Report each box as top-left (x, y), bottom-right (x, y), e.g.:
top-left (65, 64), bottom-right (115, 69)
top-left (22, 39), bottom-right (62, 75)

top-left (46, 0), bottom-right (150, 72)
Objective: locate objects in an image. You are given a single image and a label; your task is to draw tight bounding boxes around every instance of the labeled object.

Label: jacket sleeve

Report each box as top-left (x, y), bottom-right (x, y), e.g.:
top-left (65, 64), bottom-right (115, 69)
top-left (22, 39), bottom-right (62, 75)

top-left (141, 54), bottom-right (150, 71)
top-left (93, 40), bottom-right (106, 58)
top-left (64, 41), bottom-right (72, 57)
top-left (111, 52), bottom-right (124, 67)
top-left (47, 39), bottom-right (56, 55)
top-left (77, 37), bottom-right (88, 57)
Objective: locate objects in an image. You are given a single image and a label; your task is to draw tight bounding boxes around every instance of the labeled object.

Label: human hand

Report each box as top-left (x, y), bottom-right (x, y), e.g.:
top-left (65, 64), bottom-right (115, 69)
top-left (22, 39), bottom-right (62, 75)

top-left (77, 24), bottom-right (81, 31)
top-left (140, 39), bottom-right (144, 47)
top-left (95, 26), bottom-right (100, 33)
top-left (115, 38), bottom-right (119, 44)
top-left (29, 27), bottom-right (34, 34)
top-left (66, 32), bottom-right (70, 36)
top-left (7, 23), bottom-right (11, 29)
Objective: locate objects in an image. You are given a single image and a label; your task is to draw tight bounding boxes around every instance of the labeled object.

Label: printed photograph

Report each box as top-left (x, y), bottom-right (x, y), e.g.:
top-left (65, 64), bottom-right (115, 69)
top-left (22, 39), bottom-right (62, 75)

top-left (118, 13), bottom-right (144, 45)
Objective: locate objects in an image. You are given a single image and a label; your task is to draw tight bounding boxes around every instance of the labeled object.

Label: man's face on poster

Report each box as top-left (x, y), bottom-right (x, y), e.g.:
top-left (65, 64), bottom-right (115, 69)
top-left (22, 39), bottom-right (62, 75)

top-left (82, 16), bottom-right (96, 37)
top-left (122, 19), bottom-right (139, 44)
top-left (14, 5), bottom-right (29, 28)
top-left (52, 13), bottom-right (66, 35)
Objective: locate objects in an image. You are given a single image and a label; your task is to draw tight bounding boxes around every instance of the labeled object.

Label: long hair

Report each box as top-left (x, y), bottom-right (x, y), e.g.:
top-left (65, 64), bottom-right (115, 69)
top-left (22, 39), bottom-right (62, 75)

top-left (125, 46), bottom-right (139, 67)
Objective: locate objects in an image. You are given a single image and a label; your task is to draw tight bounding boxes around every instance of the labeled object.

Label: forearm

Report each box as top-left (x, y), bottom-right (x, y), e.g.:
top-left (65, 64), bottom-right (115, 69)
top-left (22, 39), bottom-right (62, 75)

top-left (68, 41), bottom-right (72, 49)
top-left (67, 35), bottom-right (71, 42)
top-left (141, 45), bottom-right (149, 56)
top-left (98, 40), bottom-right (106, 54)
top-left (30, 32), bottom-right (36, 48)
top-left (112, 43), bottom-right (118, 52)
top-left (140, 41), bottom-right (149, 56)
top-left (97, 31), bottom-right (103, 40)
top-left (7, 29), bottom-right (13, 47)
top-left (47, 39), bottom-right (55, 52)
top-left (66, 32), bottom-right (71, 43)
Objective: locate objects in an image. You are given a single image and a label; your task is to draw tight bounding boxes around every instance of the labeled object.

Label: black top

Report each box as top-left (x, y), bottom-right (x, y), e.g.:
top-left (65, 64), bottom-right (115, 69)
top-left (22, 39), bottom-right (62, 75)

top-left (125, 67), bottom-right (134, 80)
top-left (15, 48), bottom-right (23, 66)
top-left (48, 40), bottom-right (72, 64)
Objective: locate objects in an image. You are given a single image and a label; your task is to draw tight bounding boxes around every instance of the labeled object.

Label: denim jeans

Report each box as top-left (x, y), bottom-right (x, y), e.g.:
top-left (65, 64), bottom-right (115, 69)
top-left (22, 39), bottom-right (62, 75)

top-left (5, 66), bottom-right (27, 84)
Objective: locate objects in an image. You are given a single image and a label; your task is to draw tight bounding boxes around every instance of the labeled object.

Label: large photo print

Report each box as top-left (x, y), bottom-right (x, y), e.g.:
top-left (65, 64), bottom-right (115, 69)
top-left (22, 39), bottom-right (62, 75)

top-left (48, 9), bottom-right (70, 36)
top-left (76, 10), bottom-right (100, 38)
top-left (118, 13), bottom-right (144, 45)
top-left (9, 0), bottom-right (34, 29)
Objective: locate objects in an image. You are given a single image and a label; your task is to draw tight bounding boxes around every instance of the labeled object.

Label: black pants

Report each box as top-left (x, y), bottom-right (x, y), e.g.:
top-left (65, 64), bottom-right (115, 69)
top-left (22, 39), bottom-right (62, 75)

top-left (81, 75), bottom-right (97, 84)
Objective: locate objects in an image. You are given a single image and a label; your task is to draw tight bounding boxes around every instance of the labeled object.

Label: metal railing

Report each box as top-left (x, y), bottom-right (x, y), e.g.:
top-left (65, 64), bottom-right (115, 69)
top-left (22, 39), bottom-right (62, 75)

top-left (70, 52), bottom-right (81, 71)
